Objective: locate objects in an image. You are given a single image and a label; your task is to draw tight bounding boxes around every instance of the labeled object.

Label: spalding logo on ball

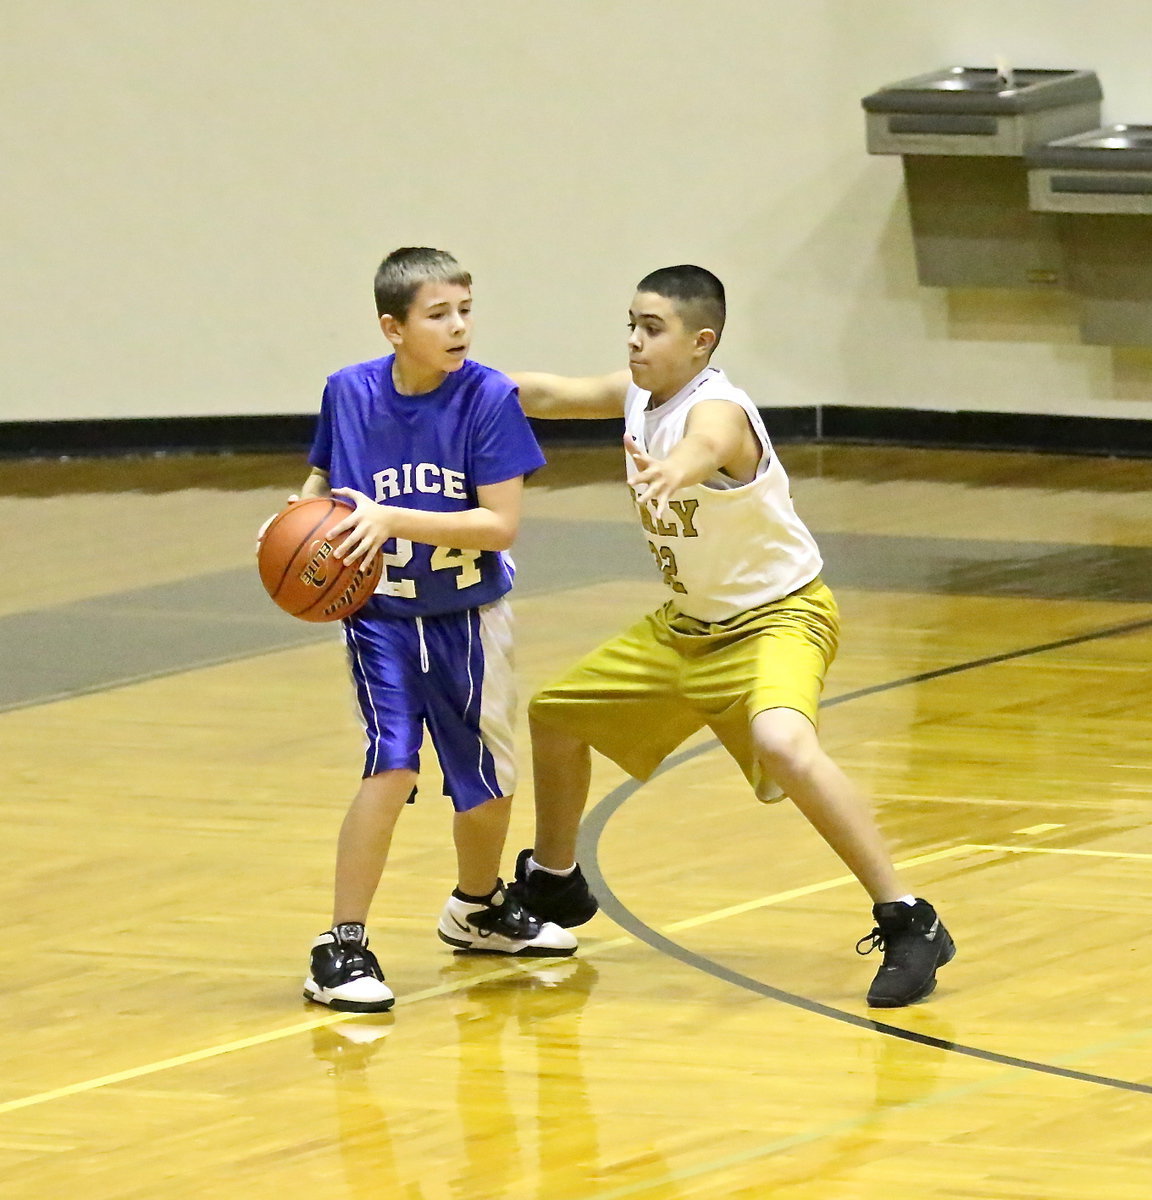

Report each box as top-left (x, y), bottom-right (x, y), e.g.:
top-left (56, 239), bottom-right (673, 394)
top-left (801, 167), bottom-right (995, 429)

top-left (257, 497), bottom-right (382, 622)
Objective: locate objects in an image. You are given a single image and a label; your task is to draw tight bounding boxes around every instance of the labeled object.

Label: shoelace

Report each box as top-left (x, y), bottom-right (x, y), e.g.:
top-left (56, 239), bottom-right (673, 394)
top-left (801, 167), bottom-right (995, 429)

top-left (472, 895), bottom-right (537, 939)
top-left (327, 940), bottom-right (381, 981)
top-left (855, 928), bottom-right (884, 956)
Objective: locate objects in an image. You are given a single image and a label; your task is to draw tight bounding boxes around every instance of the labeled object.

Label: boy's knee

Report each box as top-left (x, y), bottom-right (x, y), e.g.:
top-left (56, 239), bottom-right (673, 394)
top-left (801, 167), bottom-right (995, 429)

top-left (358, 768), bottom-right (419, 805)
top-left (455, 791), bottom-right (512, 817)
top-left (752, 708), bottom-right (819, 772)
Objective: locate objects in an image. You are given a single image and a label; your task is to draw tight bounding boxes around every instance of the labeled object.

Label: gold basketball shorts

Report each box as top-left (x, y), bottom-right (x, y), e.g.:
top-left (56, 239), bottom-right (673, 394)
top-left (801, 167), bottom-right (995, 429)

top-left (529, 577), bottom-right (840, 800)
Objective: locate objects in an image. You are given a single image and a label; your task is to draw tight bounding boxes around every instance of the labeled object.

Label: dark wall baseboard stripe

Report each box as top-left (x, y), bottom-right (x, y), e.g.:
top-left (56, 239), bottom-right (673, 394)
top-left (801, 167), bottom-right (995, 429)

top-left (1, 407), bottom-right (1150, 459)
top-left (0, 415), bottom-right (319, 458)
top-left (819, 406), bottom-right (1152, 457)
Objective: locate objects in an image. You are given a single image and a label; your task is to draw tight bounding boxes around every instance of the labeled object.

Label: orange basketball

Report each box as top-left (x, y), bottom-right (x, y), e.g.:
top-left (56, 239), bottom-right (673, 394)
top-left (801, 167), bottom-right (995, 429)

top-left (257, 497), bottom-right (382, 622)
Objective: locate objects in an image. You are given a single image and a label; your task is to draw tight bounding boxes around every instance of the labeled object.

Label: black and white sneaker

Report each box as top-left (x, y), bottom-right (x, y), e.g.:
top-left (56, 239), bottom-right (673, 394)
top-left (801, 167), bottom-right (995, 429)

top-left (505, 848), bottom-right (599, 928)
top-left (303, 922), bottom-right (395, 1012)
top-left (856, 899), bottom-right (956, 1007)
top-left (437, 882), bottom-right (578, 956)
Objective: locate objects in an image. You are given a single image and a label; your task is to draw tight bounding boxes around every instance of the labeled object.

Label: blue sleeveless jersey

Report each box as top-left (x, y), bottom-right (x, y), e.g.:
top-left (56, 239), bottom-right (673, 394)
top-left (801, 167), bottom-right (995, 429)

top-left (309, 355), bottom-right (545, 618)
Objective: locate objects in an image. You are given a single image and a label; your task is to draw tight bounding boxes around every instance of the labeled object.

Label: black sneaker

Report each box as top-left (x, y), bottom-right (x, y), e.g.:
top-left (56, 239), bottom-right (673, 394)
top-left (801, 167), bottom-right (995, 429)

top-left (303, 922), bottom-right (395, 1012)
top-left (856, 899), bottom-right (955, 1008)
top-left (505, 848), bottom-right (599, 928)
top-left (437, 882), bottom-right (577, 956)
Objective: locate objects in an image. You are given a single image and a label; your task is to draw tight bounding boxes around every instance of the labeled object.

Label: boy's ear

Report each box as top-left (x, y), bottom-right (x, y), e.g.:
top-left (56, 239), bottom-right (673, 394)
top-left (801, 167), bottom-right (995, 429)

top-left (696, 327), bottom-right (718, 355)
top-left (379, 313), bottom-right (403, 347)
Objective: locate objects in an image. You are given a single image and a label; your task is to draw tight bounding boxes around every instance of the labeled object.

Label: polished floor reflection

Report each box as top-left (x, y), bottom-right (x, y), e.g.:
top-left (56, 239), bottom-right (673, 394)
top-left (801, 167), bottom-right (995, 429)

top-left (1, 444), bottom-right (1150, 1199)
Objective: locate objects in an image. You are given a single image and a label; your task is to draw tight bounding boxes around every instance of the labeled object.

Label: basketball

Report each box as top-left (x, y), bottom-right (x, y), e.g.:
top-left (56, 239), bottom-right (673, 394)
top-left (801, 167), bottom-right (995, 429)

top-left (257, 497), bottom-right (382, 622)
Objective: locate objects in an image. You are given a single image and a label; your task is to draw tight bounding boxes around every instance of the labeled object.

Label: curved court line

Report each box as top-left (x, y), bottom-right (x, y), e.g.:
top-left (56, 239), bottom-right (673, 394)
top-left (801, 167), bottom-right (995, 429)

top-left (3, 618), bottom-right (1148, 1116)
top-left (578, 613), bottom-right (1152, 1097)
top-left (576, 1016), bottom-right (1152, 1200)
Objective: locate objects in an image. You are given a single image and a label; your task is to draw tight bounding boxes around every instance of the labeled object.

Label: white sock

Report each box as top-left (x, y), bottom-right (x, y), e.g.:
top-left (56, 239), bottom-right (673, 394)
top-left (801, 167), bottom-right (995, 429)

top-left (528, 855), bottom-right (576, 878)
top-left (895, 894), bottom-right (916, 906)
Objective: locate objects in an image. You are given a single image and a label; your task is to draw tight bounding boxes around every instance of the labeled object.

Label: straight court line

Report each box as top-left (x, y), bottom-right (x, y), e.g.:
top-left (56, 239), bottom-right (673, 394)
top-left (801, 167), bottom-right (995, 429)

top-left (665, 843), bottom-right (1152, 933)
top-left (2, 839), bottom-right (1145, 1117)
top-left (0, 846), bottom-right (976, 1118)
top-left (967, 843), bottom-right (1152, 860)
top-left (0, 951), bottom-right (638, 1117)
top-left (666, 845), bottom-right (975, 932)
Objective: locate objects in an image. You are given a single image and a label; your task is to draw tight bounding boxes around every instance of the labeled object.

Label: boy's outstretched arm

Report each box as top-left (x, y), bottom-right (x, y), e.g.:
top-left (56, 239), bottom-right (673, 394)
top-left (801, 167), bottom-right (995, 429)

top-left (626, 399), bottom-right (757, 518)
top-left (511, 370), bottom-right (630, 419)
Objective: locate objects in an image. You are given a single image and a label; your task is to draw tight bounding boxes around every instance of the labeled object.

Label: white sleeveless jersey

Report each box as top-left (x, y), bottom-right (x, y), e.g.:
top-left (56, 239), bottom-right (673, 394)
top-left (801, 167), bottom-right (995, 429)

top-left (624, 366), bottom-right (822, 621)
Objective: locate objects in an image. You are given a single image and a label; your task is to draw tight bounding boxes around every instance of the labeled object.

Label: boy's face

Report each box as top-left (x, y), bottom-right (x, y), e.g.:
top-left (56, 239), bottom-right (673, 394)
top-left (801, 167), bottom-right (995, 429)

top-left (627, 291), bottom-right (713, 401)
top-left (381, 280), bottom-right (473, 375)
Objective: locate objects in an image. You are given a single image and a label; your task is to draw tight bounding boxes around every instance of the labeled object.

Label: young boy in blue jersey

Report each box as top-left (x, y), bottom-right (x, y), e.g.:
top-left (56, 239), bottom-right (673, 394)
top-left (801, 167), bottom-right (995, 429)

top-left (290, 247), bottom-right (576, 1013)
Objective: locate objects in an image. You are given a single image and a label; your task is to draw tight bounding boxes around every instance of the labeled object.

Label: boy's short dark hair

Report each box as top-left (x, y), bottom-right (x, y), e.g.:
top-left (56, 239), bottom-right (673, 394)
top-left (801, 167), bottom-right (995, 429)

top-left (374, 247), bottom-right (472, 320)
top-left (636, 264), bottom-right (726, 347)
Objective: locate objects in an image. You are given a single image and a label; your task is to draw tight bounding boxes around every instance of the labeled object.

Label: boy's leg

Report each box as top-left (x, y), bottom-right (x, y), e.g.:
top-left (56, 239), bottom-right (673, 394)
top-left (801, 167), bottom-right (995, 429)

top-left (751, 708), bottom-right (902, 903)
top-left (504, 715), bottom-right (600, 928)
top-left (453, 793), bottom-right (513, 896)
top-left (306, 610), bottom-right (425, 1011)
top-left (410, 603), bottom-right (572, 955)
top-left (333, 769), bottom-right (418, 925)
top-left (689, 583), bottom-right (954, 1007)
top-left (752, 707), bottom-right (954, 1007)
top-left (510, 610), bottom-right (698, 926)
top-left (438, 792), bottom-right (577, 957)
top-left (304, 768), bottom-right (415, 1014)
top-left (528, 713), bottom-right (592, 870)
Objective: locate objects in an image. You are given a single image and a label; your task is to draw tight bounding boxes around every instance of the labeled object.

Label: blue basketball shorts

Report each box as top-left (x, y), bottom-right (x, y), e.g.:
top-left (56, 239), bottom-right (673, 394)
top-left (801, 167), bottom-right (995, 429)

top-left (342, 598), bottom-right (518, 812)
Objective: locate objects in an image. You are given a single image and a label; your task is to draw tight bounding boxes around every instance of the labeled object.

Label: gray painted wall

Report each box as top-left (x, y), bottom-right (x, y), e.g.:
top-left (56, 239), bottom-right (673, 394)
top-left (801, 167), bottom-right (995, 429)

top-left (5, 1), bottom-right (1152, 424)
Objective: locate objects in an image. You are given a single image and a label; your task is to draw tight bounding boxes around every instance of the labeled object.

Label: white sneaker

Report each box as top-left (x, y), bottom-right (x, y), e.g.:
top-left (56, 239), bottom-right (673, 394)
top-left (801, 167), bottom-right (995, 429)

top-left (303, 923), bottom-right (395, 1012)
top-left (437, 883), bottom-right (578, 957)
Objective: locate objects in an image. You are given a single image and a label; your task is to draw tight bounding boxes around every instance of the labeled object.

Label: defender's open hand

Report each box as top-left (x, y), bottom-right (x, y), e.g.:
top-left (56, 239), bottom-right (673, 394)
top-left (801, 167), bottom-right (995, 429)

top-left (624, 435), bottom-right (684, 520)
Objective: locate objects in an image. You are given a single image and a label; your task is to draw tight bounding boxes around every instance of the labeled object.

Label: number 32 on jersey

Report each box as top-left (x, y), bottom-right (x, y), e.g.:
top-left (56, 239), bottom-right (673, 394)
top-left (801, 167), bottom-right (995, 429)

top-left (646, 540), bottom-right (687, 593)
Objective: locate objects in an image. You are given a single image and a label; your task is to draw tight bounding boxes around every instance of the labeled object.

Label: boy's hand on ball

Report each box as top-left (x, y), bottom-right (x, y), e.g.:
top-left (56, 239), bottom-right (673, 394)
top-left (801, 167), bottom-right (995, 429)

top-left (254, 495), bottom-right (299, 553)
top-left (256, 496), bottom-right (381, 621)
top-left (330, 487), bottom-right (390, 564)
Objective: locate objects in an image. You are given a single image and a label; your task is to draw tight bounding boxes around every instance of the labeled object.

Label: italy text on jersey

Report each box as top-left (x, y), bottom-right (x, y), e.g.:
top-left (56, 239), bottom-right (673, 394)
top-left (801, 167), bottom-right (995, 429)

top-left (630, 493), bottom-right (700, 539)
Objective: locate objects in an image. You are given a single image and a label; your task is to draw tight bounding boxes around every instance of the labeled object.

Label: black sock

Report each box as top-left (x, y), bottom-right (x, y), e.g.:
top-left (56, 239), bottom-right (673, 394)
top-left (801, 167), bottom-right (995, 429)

top-left (453, 885), bottom-right (498, 905)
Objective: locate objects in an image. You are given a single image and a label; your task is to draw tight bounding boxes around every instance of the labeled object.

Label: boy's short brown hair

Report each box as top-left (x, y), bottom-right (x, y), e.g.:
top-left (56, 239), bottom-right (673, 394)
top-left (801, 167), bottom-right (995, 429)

top-left (636, 264), bottom-right (726, 347)
top-left (374, 247), bottom-right (472, 320)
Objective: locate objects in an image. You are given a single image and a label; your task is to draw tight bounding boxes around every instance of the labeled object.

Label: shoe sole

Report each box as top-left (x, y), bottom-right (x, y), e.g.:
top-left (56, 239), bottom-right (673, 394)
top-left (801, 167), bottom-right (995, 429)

top-left (436, 929), bottom-right (577, 957)
top-left (303, 984), bottom-right (396, 1013)
top-left (867, 928), bottom-right (957, 1009)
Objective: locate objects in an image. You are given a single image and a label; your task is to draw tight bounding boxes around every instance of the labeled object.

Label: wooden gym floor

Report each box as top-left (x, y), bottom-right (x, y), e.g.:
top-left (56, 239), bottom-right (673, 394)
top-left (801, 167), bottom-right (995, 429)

top-left (1, 442), bottom-right (1151, 1199)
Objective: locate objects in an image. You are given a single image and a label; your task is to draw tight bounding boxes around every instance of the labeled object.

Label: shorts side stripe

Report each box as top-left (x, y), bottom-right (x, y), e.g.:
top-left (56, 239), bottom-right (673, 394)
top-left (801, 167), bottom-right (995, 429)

top-left (344, 621), bottom-right (382, 777)
top-left (476, 602), bottom-right (517, 799)
top-left (466, 611), bottom-right (499, 800)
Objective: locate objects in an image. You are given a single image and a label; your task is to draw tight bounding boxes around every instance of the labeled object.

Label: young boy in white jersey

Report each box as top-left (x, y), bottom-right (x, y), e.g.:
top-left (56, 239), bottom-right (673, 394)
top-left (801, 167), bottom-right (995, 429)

top-left (507, 265), bottom-right (954, 1008)
top-left (272, 248), bottom-right (576, 1013)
